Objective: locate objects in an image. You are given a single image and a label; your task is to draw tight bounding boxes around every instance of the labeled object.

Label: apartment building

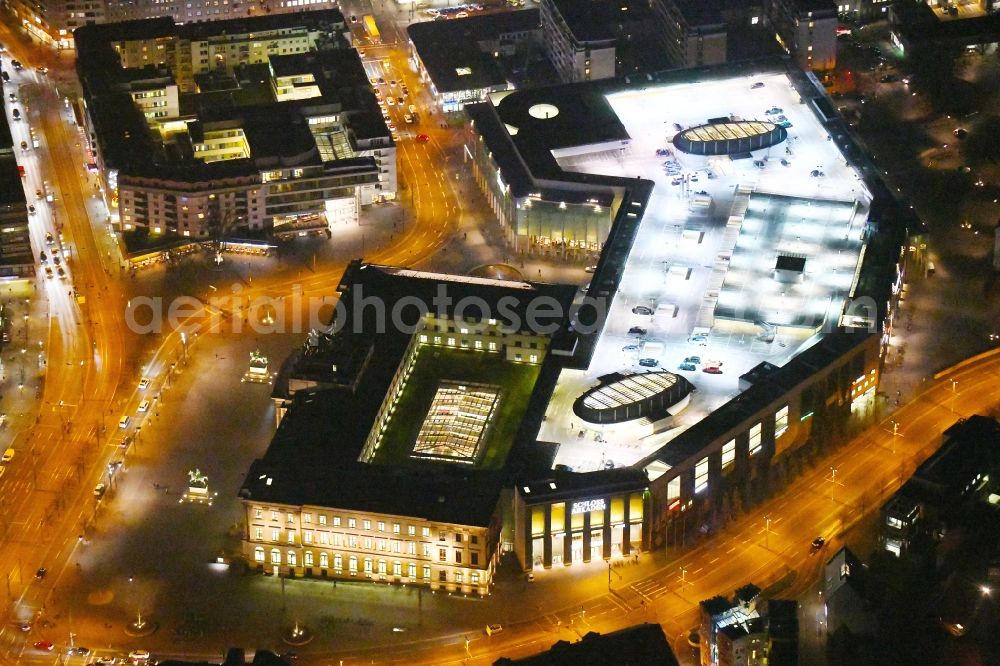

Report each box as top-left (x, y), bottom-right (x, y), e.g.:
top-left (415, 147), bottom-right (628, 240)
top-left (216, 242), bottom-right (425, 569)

top-left (539, 0), bottom-right (617, 82)
top-left (4, 0), bottom-right (336, 48)
top-left (0, 101), bottom-right (34, 278)
top-left (651, 0), bottom-right (729, 69)
top-left (765, 0), bottom-right (838, 70)
top-left (75, 12), bottom-right (394, 239)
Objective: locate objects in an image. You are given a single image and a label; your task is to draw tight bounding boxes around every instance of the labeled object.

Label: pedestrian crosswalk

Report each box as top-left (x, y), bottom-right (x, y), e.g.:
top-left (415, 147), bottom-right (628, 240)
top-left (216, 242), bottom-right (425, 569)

top-left (630, 578), bottom-right (670, 602)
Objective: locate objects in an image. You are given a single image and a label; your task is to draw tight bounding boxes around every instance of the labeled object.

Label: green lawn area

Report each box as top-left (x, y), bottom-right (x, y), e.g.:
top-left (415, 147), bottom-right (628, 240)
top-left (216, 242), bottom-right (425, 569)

top-left (370, 345), bottom-right (540, 470)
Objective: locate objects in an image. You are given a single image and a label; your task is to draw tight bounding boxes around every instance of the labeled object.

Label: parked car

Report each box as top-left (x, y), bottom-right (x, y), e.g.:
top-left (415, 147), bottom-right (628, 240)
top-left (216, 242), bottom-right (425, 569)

top-left (138, 377), bottom-right (150, 389)
top-left (684, 356), bottom-right (701, 364)
top-left (638, 358), bottom-right (659, 368)
top-left (628, 326), bottom-right (647, 336)
top-left (677, 362), bottom-right (697, 371)
top-left (485, 624), bottom-right (503, 636)
top-left (702, 366), bottom-right (723, 374)
top-left (33, 641), bottom-right (54, 652)
top-left (415, 134), bottom-right (430, 143)
top-left (68, 647), bottom-right (91, 656)
top-left (688, 335), bottom-right (708, 345)
top-left (631, 305), bottom-right (654, 315)
top-left (93, 482), bottom-right (106, 498)
top-left (35, 567), bottom-right (46, 579)
top-left (810, 536), bottom-right (826, 553)
top-left (750, 81), bottom-right (765, 89)
top-left (622, 344), bottom-right (640, 352)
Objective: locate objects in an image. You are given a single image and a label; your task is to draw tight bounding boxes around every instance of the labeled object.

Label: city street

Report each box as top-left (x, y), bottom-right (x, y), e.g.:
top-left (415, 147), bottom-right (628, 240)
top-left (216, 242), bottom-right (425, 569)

top-left (2, 6), bottom-right (1000, 665)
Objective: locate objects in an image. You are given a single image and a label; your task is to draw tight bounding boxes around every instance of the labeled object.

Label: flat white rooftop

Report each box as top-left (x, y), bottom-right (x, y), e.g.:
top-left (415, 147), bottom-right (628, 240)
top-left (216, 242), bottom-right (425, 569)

top-left (540, 71), bottom-right (872, 473)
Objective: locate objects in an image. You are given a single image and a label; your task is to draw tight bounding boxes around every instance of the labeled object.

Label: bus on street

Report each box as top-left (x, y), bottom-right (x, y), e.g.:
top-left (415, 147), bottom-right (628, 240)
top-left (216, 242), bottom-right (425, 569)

top-left (363, 15), bottom-right (380, 43)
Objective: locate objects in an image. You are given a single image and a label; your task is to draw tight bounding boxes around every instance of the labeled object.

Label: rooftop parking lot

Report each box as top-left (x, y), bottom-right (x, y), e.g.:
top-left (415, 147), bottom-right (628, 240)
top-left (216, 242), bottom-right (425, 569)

top-left (539, 71), bottom-right (873, 473)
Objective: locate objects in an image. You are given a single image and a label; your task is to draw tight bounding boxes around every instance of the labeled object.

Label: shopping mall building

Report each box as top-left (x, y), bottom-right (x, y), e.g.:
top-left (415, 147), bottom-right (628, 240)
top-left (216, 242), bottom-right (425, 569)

top-left (240, 61), bottom-right (917, 590)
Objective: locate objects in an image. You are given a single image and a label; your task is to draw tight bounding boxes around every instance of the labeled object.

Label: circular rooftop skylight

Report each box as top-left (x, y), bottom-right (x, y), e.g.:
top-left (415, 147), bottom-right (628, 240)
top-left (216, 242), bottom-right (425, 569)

top-left (528, 103), bottom-right (559, 120)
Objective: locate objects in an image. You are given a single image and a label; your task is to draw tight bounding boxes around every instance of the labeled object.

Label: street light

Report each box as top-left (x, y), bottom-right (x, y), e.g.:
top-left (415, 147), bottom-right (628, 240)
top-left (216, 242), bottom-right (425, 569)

top-left (950, 380), bottom-right (958, 414)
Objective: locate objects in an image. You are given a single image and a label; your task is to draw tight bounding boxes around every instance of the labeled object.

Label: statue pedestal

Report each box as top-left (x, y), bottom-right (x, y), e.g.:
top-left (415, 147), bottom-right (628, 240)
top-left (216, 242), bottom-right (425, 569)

top-left (180, 484), bottom-right (216, 505)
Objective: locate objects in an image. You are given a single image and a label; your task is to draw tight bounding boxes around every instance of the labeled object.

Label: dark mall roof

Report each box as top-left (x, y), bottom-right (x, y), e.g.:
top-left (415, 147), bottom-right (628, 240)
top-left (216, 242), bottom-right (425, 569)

top-left (640, 329), bottom-right (876, 469)
top-left (518, 467), bottom-right (648, 504)
top-left (240, 261), bottom-right (577, 526)
top-left (407, 10), bottom-right (540, 94)
top-left (493, 623), bottom-right (678, 665)
top-left (546, 0), bottom-right (618, 44)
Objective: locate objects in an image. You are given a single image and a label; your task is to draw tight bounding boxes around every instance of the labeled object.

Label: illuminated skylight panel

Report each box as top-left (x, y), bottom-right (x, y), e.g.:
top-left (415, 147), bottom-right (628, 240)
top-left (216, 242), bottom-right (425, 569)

top-left (411, 381), bottom-right (500, 463)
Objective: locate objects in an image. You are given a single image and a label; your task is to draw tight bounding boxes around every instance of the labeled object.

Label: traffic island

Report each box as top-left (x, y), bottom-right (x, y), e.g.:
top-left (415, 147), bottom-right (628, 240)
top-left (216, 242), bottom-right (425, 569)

top-left (125, 618), bottom-right (158, 637)
top-left (282, 622), bottom-right (314, 646)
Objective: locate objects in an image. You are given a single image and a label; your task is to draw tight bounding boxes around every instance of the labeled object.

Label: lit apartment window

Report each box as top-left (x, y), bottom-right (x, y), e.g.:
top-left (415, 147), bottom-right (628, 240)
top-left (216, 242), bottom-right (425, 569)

top-left (304, 552), bottom-right (313, 567)
top-left (749, 423), bottom-right (762, 456)
top-left (887, 516), bottom-right (905, 529)
top-left (722, 439), bottom-right (736, 471)
top-left (270, 549), bottom-right (281, 565)
top-left (393, 561), bottom-right (402, 576)
top-left (271, 511), bottom-right (279, 521)
top-left (348, 518), bottom-right (357, 528)
top-left (287, 530), bottom-right (295, 543)
top-left (471, 572), bottom-right (480, 585)
top-left (408, 563), bottom-right (417, 578)
top-left (422, 527), bottom-right (430, 538)
top-left (408, 525), bottom-right (416, 536)
top-left (423, 565), bottom-right (431, 579)
top-left (303, 514), bottom-right (311, 524)
top-left (254, 547), bottom-right (264, 562)
top-left (695, 457), bottom-right (709, 494)
top-left (287, 513), bottom-right (294, 524)
top-left (254, 508), bottom-right (263, 519)
top-left (319, 515), bottom-right (327, 525)
top-left (363, 519), bottom-right (372, 530)
top-left (775, 406), bottom-right (789, 438)
top-left (439, 549), bottom-right (447, 562)
top-left (322, 552), bottom-right (331, 568)
top-left (378, 521), bottom-right (386, 532)
top-left (254, 527), bottom-right (263, 540)
top-left (271, 529), bottom-right (279, 541)
top-left (349, 556), bottom-right (358, 573)
top-left (304, 531), bottom-right (312, 544)
top-left (456, 572), bottom-right (464, 584)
